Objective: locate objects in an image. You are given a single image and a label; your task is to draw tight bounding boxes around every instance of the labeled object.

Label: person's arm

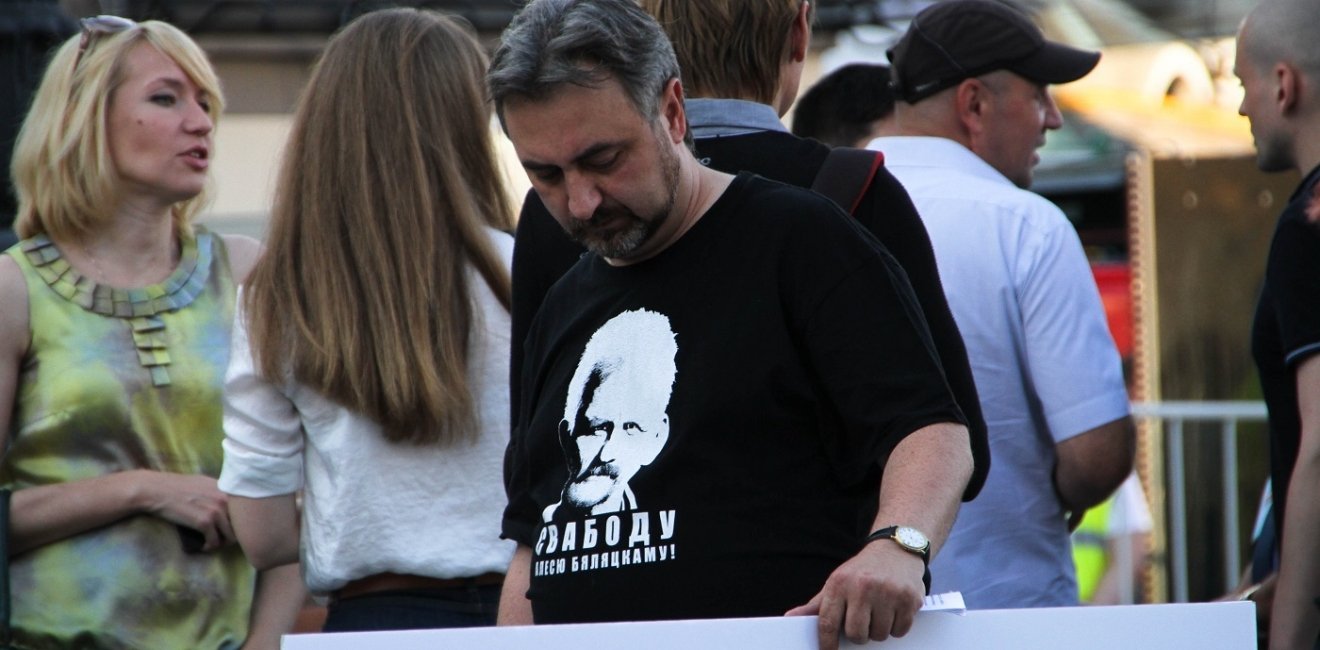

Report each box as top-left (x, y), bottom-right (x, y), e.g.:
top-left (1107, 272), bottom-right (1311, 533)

top-left (221, 234), bottom-right (263, 285)
top-left (1055, 416), bottom-right (1136, 528)
top-left (1087, 476), bottom-right (1152, 605)
top-left (1242, 572), bottom-right (1278, 647)
top-left (9, 471), bottom-right (238, 555)
top-left (1219, 479), bottom-right (1276, 645)
top-left (1269, 355), bottom-right (1320, 649)
top-left (222, 358), bottom-right (305, 646)
top-left (0, 257), bottom-right (236, 555)
top-left (501, 199), bottom-right (578, 629)
top-left (218, 298), bottom-right (306, 564)
top-left (0, 256), bottom-right (26, 458)
top-left (1087, 530), bottom-right (1150, 605)
top-left (240, 562), bottom-right (306, 650)
top-left (787, 422), bottom-right (972, 650)
top-left (777, 205), bottom-right (970, 649)
top-left (1014, 207), bottom-right (1133, 526)
top-left (228, 494), bottom-right (300, 570)
top-left (853, 169), bottom-right (989, 500)
top-left (497, 544), bottom-right (535, 625)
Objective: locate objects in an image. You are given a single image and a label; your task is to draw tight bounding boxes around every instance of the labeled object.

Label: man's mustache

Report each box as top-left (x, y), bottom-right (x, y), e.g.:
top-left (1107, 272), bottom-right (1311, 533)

top-left (573, 460), bottom-right (620, 481)
top-left (570, 205), bottom-right (635, 230)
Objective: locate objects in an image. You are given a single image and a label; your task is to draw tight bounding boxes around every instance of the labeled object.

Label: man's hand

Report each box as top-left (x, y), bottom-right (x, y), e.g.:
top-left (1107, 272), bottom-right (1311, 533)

top-left (785, 540), bottom-right (926, 650)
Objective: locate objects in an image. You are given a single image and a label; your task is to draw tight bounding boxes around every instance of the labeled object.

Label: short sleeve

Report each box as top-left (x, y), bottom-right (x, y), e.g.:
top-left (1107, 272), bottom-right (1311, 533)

top-left (1267, 215), bottom-right (1320, 367)
top-left (217, 299), bottom-right (305, 498)
top-left (1016, 207), bottom-right (1130, 443)
top-left (502, 398), bottom-right (539, 546)
top-left (503, 271), bottom-right (571, 547)
top-left (785, 202), bottom-right (966, 485)
top-left (852, 167), bottom-right (989, 500)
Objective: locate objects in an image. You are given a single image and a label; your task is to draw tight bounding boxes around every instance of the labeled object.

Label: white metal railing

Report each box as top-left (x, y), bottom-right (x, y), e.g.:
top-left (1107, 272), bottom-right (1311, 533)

top-left (1130, 401), bottom-right (1268, 603)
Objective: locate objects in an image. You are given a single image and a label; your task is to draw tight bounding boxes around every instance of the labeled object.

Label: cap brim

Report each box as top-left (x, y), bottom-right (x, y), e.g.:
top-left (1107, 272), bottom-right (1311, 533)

top-left (1008, 41), bottom-right (1100, 85)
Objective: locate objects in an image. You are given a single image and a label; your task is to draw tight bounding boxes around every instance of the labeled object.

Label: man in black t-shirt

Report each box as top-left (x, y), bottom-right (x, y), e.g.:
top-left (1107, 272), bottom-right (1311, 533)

top-left (488, 2), bottom-right (973, 649)
top-left (508, 0), bottom-right (990, 515)
top-left (1236, 1), bottom-right (1320, 646)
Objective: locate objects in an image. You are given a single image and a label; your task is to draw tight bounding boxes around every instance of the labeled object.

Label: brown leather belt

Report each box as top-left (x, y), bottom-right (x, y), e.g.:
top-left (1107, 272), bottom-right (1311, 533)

top-left (332, 571), bottom-right (504, 602)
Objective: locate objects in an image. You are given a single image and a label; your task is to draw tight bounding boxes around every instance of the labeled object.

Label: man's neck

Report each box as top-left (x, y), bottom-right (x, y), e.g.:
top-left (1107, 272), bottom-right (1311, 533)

top-left (892, 101), bottom-right (972, 148)
top-left (1295, 134), bottom-right (1320, 180)
top-left (679, 163), bottom-right (734, 229)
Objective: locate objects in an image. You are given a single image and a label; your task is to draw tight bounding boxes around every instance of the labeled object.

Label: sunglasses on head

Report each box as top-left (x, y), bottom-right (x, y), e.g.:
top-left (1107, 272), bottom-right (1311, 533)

top-left (73, 15), bottom-right (138, 71)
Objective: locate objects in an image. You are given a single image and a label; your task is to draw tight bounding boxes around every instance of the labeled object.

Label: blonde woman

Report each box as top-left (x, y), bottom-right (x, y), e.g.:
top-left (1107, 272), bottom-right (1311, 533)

top-left (219, 9), bottom-right (516, 632)
top-left (0, 16), bottom-right (301, 649)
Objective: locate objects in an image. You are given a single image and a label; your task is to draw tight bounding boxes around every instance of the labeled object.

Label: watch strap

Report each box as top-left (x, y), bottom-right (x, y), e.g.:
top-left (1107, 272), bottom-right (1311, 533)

top-left (866, 525), bottom-right (933, 595)
top-left (866, 527), bottom-right (930, 560)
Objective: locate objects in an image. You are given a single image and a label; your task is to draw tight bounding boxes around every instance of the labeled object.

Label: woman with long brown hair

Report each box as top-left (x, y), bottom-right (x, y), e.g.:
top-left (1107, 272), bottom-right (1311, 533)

top-left (219, 8), bottom-right (516, 632)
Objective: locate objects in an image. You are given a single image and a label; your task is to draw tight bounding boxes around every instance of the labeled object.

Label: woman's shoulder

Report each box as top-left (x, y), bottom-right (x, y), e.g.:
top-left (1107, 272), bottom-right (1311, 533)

top-left (216, 233), bottom-right (263, 284)
top-left (482, 226), bottom-right (515, 266)
top-left (0, 251), bottom-right (26, 293)
top-left (0, 253), bottom-right (30, 355)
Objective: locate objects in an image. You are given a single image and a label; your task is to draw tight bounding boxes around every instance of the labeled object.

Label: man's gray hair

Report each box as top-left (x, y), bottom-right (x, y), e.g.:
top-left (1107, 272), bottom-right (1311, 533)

top-left (487, 0), bottom-right (681, 126)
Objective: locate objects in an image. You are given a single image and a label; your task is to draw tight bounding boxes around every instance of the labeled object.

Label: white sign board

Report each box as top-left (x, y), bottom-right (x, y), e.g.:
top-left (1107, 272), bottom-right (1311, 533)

top-left (282, 601), bottom-right (1255, 649)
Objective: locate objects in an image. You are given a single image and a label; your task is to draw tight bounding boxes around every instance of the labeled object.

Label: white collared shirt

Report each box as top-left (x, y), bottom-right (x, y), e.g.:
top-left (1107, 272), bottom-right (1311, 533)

top-left (870, 135), bottom-right (1130, 609)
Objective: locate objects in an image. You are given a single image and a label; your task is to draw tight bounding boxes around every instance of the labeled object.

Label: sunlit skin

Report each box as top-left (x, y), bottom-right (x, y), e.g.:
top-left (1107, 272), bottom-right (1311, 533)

top-left (971, 72), bottom-right (1063, 189)
top-left (107, 43), bottom-right (214, 212)
top-left (503, 77), bottom-right (688, 265)
top-left (1234, 23), bottom-right (1297, 173)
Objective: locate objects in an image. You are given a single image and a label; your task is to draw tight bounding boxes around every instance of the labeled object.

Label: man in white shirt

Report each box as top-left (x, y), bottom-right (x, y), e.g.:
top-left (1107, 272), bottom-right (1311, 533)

top-left (869, 0), bottom-right (1135, 609)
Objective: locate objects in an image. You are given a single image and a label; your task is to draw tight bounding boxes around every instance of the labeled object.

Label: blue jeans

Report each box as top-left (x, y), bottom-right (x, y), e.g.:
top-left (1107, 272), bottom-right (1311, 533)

top-left (322, 584), bottom-right (501, 632)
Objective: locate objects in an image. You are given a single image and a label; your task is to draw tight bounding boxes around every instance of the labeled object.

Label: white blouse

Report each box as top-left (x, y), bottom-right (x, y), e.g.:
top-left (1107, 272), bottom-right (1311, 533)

top-left (218, 228), bottom-right (516, 594)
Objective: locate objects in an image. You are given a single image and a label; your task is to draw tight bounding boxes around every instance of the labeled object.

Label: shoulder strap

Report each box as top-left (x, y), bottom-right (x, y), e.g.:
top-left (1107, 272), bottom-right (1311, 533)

top-left (810, 147), bottom-right (884, 216)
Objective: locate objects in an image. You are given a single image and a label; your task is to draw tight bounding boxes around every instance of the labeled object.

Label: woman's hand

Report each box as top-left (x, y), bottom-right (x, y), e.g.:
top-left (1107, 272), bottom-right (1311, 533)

top-left (131, 470), bottom-right (237, 552)
top-left (8, 469), bottom-right (233, 555)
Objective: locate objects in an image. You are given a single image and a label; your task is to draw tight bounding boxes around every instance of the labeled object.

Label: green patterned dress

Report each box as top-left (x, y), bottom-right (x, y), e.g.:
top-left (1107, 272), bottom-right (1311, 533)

top-left (0, 228), bottom-right (255, 649)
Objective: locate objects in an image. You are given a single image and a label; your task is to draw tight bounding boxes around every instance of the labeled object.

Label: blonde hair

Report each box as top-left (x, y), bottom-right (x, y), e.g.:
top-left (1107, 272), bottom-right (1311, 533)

top-left (10, 20), bottom-right (224, 242)
top-left (243, 8), bottom-right (514, 445)
top-left (643, 0), bottom-right (810, 105)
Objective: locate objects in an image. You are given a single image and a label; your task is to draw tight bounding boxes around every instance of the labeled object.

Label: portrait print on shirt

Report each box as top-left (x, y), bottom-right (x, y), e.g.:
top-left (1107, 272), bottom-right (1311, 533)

top-left (543, 309), bottom-right (678, 522)
top-left (534, 308), bottom-right (681, 581)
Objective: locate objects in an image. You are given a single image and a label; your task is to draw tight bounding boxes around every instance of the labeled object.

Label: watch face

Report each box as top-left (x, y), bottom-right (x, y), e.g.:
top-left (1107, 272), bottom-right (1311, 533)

top-left (895, 527), bottom-right (929, 551)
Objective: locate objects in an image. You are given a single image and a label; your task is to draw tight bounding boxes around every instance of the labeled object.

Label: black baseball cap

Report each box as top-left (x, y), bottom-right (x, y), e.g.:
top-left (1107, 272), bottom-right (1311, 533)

top-left (887, 0), bottom-right (1100, 103)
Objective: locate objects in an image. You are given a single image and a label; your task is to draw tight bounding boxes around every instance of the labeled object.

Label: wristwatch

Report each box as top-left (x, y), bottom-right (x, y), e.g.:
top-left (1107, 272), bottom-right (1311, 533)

top-left (866, 526), bottom-right (931, 566)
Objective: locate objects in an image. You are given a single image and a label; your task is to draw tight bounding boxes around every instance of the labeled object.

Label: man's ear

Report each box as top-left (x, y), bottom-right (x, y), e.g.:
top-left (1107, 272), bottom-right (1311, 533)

top-left (1275, 62), bottom-right (1301, 115)
top-left (789, 1), bottom-right (810, 63)
top-left (955, 78), bottom-right (992, 140)
top-left (659, 78), bottom-right (688, 144)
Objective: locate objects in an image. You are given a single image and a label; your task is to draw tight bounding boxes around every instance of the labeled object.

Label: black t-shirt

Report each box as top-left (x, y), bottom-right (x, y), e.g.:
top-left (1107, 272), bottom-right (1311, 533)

top-left (1252, 164), bottom-right (1320, 546)
top-left (510, 130), bottom-right (989, 500)
top-left (504, 173), bottom-right (964, 623)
